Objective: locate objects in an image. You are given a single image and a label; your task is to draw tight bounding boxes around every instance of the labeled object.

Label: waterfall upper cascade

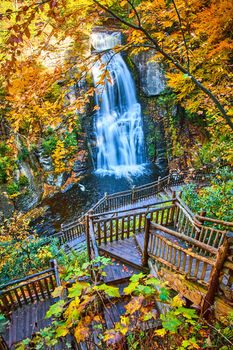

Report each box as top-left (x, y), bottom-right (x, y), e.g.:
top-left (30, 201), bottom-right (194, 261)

top-left (91, 32), bottom-right (146, 177)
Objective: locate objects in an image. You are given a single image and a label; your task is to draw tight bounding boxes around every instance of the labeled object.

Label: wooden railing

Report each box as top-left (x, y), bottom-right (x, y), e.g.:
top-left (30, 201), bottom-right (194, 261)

top-left (52, 220), bottom-right (85, 245)
top-left (90, 199), bottom-right (175, 246)
top-left (147, 221), bottom-right (216, 286)
top-left (145, 219), bottom-right (233, 311)
top-left (173, 196), bottom-right (227, 253)
top-left (91, 170), bottom-right (212, 214)
top-left (53, 169), bottom-right (213, 246)
top-left (0, 260), bottom-right (61, 316)
top-left (219, 257), bottom-right (233, 302)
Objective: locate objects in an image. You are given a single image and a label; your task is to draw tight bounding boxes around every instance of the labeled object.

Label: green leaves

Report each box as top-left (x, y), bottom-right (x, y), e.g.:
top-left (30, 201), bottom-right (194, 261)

top-left (68, 281), bottom-right (90, 298)
top-left (52, 286), bottom-right (64, 298)
top-left (175, 307), bottom-right (198, 320)
top-left (124, 281), bottom-right (139, 295)
top-left (159, 287), bottom-right (170, 301)
top-left (46, 300), bottom-right (65, 319)
top-left (160, 313), bottom-right (182, 332)
top-left (129, 272), bottom-right (145, 282)
top-left (94, 284), bottom-right (120, 298)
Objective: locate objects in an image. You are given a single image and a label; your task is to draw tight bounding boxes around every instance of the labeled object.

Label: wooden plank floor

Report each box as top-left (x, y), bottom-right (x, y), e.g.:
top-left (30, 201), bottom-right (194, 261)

top-left (102, 257), bottom-right (141, 284)
top-left (62, 233), bottom-right (86, 254)
top-left (109, 192), bottom-right (167, 214)
top-left (99, 237), bottom-right (146, 271)
top-left (3, 298), bottom-right (65, 349)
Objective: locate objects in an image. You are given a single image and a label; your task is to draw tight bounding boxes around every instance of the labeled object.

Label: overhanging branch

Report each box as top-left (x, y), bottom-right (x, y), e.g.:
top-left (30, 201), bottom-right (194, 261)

top-left (92, 0), bottom-right (233, 130)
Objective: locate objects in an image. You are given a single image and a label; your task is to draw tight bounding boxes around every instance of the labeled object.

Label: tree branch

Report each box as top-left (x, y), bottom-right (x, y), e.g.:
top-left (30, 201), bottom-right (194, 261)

top-left (171, 0), bottom-right (190, 71)
top-left (92, 0), bottom-right (233, 130)
top-left (127, 0), bottom-right (141, 27)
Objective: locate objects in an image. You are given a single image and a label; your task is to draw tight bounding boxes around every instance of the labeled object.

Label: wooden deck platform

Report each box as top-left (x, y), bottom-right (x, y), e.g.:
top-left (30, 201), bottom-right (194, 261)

top-left (4, 299), bottom-right (64, 349)
top-left (103, 258), bottom-right (141, 284)
top-left (99, 236), bottom-right (147, 272)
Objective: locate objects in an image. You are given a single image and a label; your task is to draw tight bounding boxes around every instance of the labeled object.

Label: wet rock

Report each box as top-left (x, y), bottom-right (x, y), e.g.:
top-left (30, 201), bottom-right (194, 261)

top-left (132, 50), bottom-right (166, 96)
top-left (0, 192), bottom-right (14, 218)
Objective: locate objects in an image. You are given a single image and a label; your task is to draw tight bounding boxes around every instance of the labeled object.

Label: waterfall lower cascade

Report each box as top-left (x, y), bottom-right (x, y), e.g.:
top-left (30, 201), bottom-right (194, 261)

top-left (91, 32), bottom-right (146, 177)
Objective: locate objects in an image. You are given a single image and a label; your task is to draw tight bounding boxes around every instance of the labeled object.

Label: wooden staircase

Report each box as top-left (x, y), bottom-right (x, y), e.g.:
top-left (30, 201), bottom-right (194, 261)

top-left (99, 236), bottom-right (148, 273)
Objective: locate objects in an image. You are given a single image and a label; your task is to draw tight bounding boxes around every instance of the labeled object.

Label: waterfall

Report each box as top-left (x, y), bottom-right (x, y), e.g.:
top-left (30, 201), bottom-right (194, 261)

top-left (91, 32), bottom-right (145, 177)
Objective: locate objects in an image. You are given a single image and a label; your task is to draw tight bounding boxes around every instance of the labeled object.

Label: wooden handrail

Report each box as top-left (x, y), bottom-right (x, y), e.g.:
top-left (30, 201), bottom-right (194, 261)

top-left (58, 169), bottom-right (214, 235)
top-left (89, 218), bottom-right (99, 259)
top-left (150, 222), bottom-right (218, 255)
top-left (201, 232), bottom-right (233, 317)
top-left (0, 260), bottom-right (61, 315)
top-left (149, 231), bottom-right (215, 266)
top-left (50, 259), bottom-right (61, 287)
top-left (89, 198), bottom-right (174, 218)
top-left (175, 195), bottom-right (196, 220)
top-left (92, 205), bottom-right (173, 224)
top-left (0, 336), bottom-right (9, 350)
top-left (194, 215), bottom-right (233, 228)
top-left (0, 268), bottom-right (54, 290)
top-left (90, 170), bottom-right (213, 214)
top-left (175, 202), bottom-right (199, 229)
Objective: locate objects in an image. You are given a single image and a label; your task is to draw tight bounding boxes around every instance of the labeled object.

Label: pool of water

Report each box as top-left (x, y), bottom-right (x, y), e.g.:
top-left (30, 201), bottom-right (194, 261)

top-left (36, 163), bottom-right (166, 235)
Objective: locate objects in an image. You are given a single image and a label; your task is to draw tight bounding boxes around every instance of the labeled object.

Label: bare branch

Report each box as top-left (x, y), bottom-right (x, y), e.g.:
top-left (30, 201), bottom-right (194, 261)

top-left (127, 0), bottom-right (141, 27)
top-left (171, 0), bottom-right (190, 71)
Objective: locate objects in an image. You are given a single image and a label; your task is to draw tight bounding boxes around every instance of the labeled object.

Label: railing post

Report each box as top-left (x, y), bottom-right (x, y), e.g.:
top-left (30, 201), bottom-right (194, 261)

top-left (131, 185), bottom-right (136, 203)
top-left (142, 214), bottom-right (151, 267)
top-left (199, 209), bottom-right (206, 226)
top-left (104, 192), bottom-right (109, 211)
top-left (201, 232), bottom-right (233, 318)
top-left (167, 173), bottom-right (171, 186)
top-left (170, 191), bottom-right (176, 224)
top-left (60, 223), bottom-right (64, 245)
top-left (0, 335), bottom-right (9, 350)
top-left (50, 259), bottom-right (61, 287)
top-left (85, 214), bottom-right (92, 261)
top-left (157, 176), bottom-right (161, 192)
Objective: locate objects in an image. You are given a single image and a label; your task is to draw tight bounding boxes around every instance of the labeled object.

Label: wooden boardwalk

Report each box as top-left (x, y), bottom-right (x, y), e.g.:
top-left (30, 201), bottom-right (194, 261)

top-left (3, 299), bottom-right (63, 349)
top-left (1, 171), bottom-right (232, 348)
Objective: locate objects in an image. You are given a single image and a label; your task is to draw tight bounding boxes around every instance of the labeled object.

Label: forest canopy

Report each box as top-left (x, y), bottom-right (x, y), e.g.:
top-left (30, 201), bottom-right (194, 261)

top-left (0, 0), bottom-right (232, 183)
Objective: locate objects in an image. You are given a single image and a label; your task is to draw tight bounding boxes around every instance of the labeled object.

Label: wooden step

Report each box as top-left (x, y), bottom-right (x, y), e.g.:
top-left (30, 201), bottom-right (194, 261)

top-left (62, 234), bottom-right (86, 254)
top-left (99, 237), bottom-right (148, 273)
top-left (102, 258), bottom-right (140, 284)
top-left (135, 232), bottom-right (145, 254)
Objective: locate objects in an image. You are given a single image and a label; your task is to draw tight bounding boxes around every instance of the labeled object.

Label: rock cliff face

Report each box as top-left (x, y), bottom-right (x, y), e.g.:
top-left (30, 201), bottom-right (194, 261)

top-left (132, 50), bottom-right (166, 97)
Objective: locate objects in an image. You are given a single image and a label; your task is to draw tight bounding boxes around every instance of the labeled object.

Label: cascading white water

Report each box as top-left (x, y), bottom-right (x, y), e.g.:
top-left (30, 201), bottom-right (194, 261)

top-left (91, 32), bottom-right (146, 177)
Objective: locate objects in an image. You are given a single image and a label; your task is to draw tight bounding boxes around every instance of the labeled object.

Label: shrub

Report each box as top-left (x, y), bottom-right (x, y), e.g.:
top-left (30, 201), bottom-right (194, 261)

top-left (19, 175), bottom-right (29, 188)
top-left (18, 146), bottom-right (29, 162)
top-left (6, 182), bottom-right (20, 196)
top-left (0, 142), bottom-right (12, 184)
top-left (64, 131), bottom-right (77, 148)
top-left (41, 135), bottom-right (58, 156)
top-left (182, 167), bottom-right (233, 221)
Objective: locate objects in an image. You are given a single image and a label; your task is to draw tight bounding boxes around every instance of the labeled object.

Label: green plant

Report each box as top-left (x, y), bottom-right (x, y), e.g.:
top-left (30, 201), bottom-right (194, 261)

top-left (18, 175), bottom-right (29, 188)
top-left (0, 156), bottom-right (11, 184)
top-left (18, 145), bottom-right (29, 162)
top-left (0, 314), bottom-right (9, 335)
top-left (6, 181), bottom-right (20, 196)
top-left (15, 263), bottom-right (233, 350)
top-left (182, 167), bottom-right (233, 222)
top-left (0, 142), bottom-right (9, 157)
top-left (64, 131), bottom-right (77, 148)
top-left (41, 135), bottom-right (58, 156)
top-left (0, 142), bottom-right (13, 184)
